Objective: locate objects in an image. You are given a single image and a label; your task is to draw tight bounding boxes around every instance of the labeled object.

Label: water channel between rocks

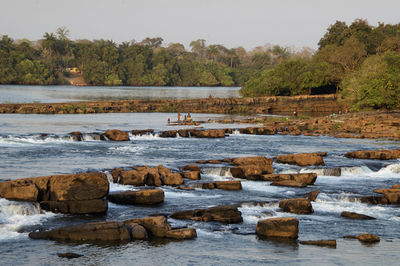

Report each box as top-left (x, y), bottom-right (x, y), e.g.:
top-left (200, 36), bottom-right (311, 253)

top-left (1, 112), bottom-right (400, 265)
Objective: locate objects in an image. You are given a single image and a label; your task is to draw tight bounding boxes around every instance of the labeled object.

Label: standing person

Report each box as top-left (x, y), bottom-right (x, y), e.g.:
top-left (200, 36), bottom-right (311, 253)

top-left (187, 113), bottom-right (192, 122)
top-left (178, 112), bottom-right (181, 122)
top-left (168, 118), bottom-right (170, 124)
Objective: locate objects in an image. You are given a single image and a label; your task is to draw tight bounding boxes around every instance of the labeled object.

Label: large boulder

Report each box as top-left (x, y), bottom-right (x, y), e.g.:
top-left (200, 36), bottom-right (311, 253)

top-left (159, 130), bottom-right (177, 138)
top-left (341, 211), bottom-right (375, 220)
top-left (165, 228), bottom-right (197, 240)
top-left (187, 129), bottom-right (226, 138)
top-left (49, 172), bottom-right (109, 201)
top-left (230, 165), bottom-right (274, 180)
top-left (276, 153), bottom-right (325, 166)
top-left (261, 173), bottom-right (317, 185)
top-left (134, 166), bottom-right (162, 186)
top-left (344, 149), bottom-right (400, 160)
top-left (108, 189), bottom-right (164, 205)
top-left (118, 169), bottom-right (147, 186)
top-left (161, 172), bottom-right (184, 186)
top-left (256, 217), bottom-right (299, 239)
top-left (0, 176), bottom-right (49, 202)
top-left (40, 199), bottom-right (108, 214)
top-left (124, 216), bottom-right (172, 237)
top-left (231, 156), bottom-right (273, 166)
top-left (279, 198), bottom-right (314, 214)
top-left (131, 129), bottom-right (154, 136)
top-left (103, 129), bottom-right (130, 141)
top-left (29, 221), bottom-right (133, 242)
top-left (170, 205), bottom-right (243, 224)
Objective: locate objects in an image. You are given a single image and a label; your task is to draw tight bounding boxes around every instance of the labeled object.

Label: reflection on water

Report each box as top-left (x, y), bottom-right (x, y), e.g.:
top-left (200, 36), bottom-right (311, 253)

top-left (0, 85), bottom-right (241, 103)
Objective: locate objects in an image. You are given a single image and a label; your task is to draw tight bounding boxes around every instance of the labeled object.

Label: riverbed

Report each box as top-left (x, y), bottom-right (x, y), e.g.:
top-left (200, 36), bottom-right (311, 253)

top-left (1, 111), bottom-right (400, 265)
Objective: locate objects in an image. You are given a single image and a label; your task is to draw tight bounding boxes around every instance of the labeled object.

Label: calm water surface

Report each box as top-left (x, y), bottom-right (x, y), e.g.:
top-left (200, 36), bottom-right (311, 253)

top-left (1, 112), bottom-right (400, 265)
top-left (0, 85), bottom-right (240, 103)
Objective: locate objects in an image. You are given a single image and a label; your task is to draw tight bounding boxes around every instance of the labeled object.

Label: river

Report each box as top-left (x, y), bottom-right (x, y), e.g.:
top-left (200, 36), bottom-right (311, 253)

top-left (0, 87), bottom-right (400, 265)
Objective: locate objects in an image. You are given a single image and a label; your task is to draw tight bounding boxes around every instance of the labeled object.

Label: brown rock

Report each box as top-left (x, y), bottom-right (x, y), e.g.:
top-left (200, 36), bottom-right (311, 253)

top-left (125, 223), bottom-right (148, 240)
top-left (170, 205), bottom-right (243, 224)
top-left (373, 188), bottom-right (400, 204)
top-left (40, 199), bottom-right (108, 214)
top-left (182, 171), bottom-right (201, 180)
top-left (165, 228), bottom-right (197, 240)
top-left (276, 153), bottom-right (325, 166)
top-left (111, 168), bottom-right (123, 183)
top-left (108, 189), bottom-right (164, 205)
top-left (124, 216), bottom-right (172, 237)
top-left (230, 165), bottom-right (274, 180)
top-left (270, 180), bottom-right (308, 188)
top-left (119, 170), bottom-right (147, 186)
top-left (307, 190), bottom-right (319, 201)
top-left (358, 196), bottom-right (388, 205)
top-left (344, 149), bottom-right (400, 160)
top-left (198, 182), bottom-right (216, 189)
top-left (0, 179), bottom-right (41, 202)
top-left (231, 156), bottom-right (273, 166)
top-left (214, 181), bottom-right (242, 190)
top-left (181, 164), bottom-right (202, 172)
top-left (103, 129), bottom-right (130, 141)
top-left (300, 240), bottom-right (337, 247)
top-left (279, 198), bottom-right (314, 214)
top-left (256, 217), bottom-right (299, 239)
top-left (357, 233), bottom-right (380, 243)
top-left (29, 221), bottom-right (131, 242)
top-left (261, 173), bottom-right (317, 185)
top-left (49, 172), bottom-right (109, 201)
top-left (131, 129), bottom-right (154, 136)
top-left (391, 184), bottom-right (400, 189)
top-left (70, 132), bottom-right (83, 141)
top-left (162, 172), bottom-right (184, 186)
top-left (188, 129), bottom-right (226, 138)
top-left (159, 130), bottom-right (177, 138)
top-left (341, 211), bottom-right (375, 220)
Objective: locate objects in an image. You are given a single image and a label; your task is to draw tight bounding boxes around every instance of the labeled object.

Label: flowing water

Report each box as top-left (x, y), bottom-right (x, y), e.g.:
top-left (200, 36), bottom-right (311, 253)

top-left (0, 112), bottom-right (400, 265)
top-left (0, 86), bottom-right (400, 265)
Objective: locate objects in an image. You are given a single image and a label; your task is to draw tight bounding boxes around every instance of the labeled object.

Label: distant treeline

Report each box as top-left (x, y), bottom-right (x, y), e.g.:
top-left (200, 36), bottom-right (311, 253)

top-left (241, 19), bottom-right (400, 110)
top-left (0, 27), bottom-right (308, 87)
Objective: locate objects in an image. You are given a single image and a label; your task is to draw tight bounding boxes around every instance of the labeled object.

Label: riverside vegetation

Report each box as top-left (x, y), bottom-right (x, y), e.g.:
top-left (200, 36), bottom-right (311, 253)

top-left (1, 19), bottom-right (400, 111)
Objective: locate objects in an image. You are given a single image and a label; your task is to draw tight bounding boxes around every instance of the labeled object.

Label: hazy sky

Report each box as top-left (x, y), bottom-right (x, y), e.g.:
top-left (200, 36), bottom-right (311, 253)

top-left (1, 0), bottom-right (399, 50)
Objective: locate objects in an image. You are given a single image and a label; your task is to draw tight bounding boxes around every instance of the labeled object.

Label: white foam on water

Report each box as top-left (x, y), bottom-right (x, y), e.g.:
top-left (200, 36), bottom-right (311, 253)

top-left (201, 167), bottom-right (233, 179)
top-left (129, 133), bottom-right (161, 140)
top-left (0, 198), bottom-right (56, 241)
top-left (0, 135), bottom-right (72, 146)
top-left (108, 145), bottom-right (144, 154)
top-left (238, 202), bottom-right (279, 224)
top-left (377, 162), bottom-right (400, 175)
top-left (341, 166), bottom-right (373, 176)
top-left (232, 130), bottom-right (240, 135)
top-left (164, 190), bottom-right (222, 199)
top-left (313, 192), bottom-right (400, 220)
top-left (240, 180), bottom-right (294, 194)
top-left (196, 228), bottom-right (224, 238)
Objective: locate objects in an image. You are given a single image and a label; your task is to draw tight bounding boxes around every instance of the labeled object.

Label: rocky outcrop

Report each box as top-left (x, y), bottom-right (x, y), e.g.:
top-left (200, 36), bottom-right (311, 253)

top-left (239, 127), bottom-right (276, 135)
top-left (108, 189), bottom-right (164, 205)
top-left (178, 129), bottom-right (226, 138)
top-left (0, 172), bottom-right (109, 214)
top-left (341, 211), bottom-right (375, 220)
top-left (29, 216), bottom-right (197, 243)
top-left (170, 205), bottom-right (243, 224)
top-left (344, 149), bottom-right (400, 160)
top-left (261, 173), bottom-right (317, 185)
top-left (113, 165), bottom-right (183, 187)
top-left (256, 217), bottom-right (299, 239)
top-left (279, 198), bottom-right (314, 214)
top-left (230, 156), bottom-right (274, 180)
top-left (300, 240), bottom-right (337, 247)
top-left (181, 165), bottom-right (202, 172)
top-left (103, 129), bottom-right (130, 141)
top-left (131, 129), bottom-right (154, 136)
top-left (214, 181), bottom-right (242, 190)
top-left (69, 132), bottom-right (83, 141)
top-left (276, 153), bottom-right (325, 166)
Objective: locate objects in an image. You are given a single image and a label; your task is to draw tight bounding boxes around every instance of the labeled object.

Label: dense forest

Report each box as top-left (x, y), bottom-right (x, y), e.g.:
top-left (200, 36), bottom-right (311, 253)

top-left (1, 19), bottom-right (399, 109)
top-left (241, 19), bottom-right (400, 110)
top-left (0, 27), bottom-right (306, 87)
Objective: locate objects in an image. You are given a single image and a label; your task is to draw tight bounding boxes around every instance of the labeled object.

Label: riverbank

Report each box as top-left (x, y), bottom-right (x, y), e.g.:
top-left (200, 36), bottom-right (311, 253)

top-left (0, 94), bottom-right (342, 116)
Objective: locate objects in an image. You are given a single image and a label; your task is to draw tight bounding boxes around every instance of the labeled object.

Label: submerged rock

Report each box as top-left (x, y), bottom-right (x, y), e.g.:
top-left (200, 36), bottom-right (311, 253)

top-left (256, 217), bottom-right (299, 239)
top-left (341, 211), bottom-right (375, 220)
top-left (276, 153), bottom-right (325, 166)
top-left (170, 205), bottom-right (243, 224)
top-left (57, 252), bottom-right (83, 259)
top-left (40, 199), bottom-right (108, 214)
top-left (270, 180), bottom-right (308, 188)
top-left (279, 198), bottom-right (314, 214)
top-left (214, 181), bottom-right (242, 190)
top-left (300, 240), bottom-right (336, 247)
